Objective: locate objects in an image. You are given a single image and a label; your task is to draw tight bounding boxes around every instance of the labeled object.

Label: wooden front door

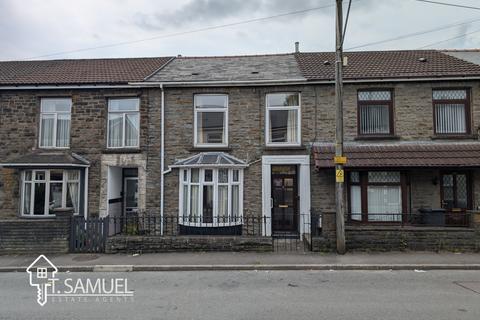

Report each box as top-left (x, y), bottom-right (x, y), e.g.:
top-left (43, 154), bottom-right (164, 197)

top-left (440, 172), bottom-right (471, 225)
top-left (271, 165), bottom-right (298, 233)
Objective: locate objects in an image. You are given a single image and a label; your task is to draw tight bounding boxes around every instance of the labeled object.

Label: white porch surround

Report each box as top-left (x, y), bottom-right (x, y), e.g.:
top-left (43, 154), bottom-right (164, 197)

top-left (261, 155), bottom-right (311, 237)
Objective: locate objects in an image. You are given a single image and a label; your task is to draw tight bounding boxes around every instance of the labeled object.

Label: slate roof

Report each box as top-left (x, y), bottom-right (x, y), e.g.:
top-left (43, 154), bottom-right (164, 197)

top-left (2, 152), bottom-right (90, 167)
top-left (0, 57), bottom-right (173, 86)
top-left (146, 54), bottom-right (304, 82)
top-left (312, 143), bottom-right (480, 169)
top-left (295, 50), bottom-right (480, 81)
top-left (172, 152), bottom-right (247, 167)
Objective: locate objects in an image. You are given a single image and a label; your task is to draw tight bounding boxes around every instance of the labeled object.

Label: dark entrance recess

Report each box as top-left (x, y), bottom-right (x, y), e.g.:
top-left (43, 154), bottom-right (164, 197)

top-left (271, 165), bottom-right (299, 234)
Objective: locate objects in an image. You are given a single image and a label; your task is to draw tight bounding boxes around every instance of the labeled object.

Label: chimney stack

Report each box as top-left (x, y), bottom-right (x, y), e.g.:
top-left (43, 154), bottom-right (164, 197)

top-left (295, 42), bottom-right (299, 53)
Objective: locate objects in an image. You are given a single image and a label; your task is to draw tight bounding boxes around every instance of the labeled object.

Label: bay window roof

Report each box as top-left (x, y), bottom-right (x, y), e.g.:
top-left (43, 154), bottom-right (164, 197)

top-left (172, 152), bottom-right (246, 168)
top-left (1, 151), bottom-right (90, 168)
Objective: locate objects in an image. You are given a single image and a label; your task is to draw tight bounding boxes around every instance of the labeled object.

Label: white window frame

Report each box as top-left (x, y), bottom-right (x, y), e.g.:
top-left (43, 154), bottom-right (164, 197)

top-left (265, 92), bottom-right (301, 147)
top-left (20, 169), bottom-right (80, 217)
top-left (178, 167), bottom-right (243, 227)
top-left (107, 98), bottom-right (140, 149)
top-left (193, 94), bottom-right (229, 148)
top-left (39, 98), bottom-right (72, 149)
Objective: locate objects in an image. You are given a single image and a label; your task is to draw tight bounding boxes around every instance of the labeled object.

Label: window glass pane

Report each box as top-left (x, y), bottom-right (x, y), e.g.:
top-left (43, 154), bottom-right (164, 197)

top-left (33, 183), bottom-right (46, 215)
top-left (358, 91), bottom-right (391, 101)
top-left (56, 113), bottom-right (70, 147)
top-left (196, 112), bottom-right (225, 144)
top-left (231, 185), bottom-right (239, 216)
top-left (433, 90), bottom-right (467, 100)
top-left (35, 171), bottom-right (46, 181)
top-left (267, 93), bottom-right (299, 107)
top-left (23, 183), bottom-right (31, 214)
top-left (456, 174), bottom-right (468, 208)
top-left (50, 170), bottom-right (63, 181)
top-left (359, 105), bottom-right (390, 134)
top-left (109, 98), bottom-right (139, 112)
top-left (203, 185), bottom-right (213, 223)
top-left (41, 99), bottom-right (71, 112)
top-left (368, 171), bottom-right (400, 183)
top-left (195, 95), bottom-right (227, 109)
top-left (218, 185), bottom-right (228, 220)
top-left (350, 172), bottom-right (360, 183)
top-left (66, 182), bottom-right (79, 213)
top-left (191, 169), bottom-right (199, 183)
top-left (269, 109), bottom-right (298, 143)
top-left (204, 169), bottom-right (213, 182)
top-left (218, 169), bottom-right (228, 183)
top-left (182, 185), bottom-right (189, 217)
top-left (108, 113), bottom-right (123, 147)
top-left (24, 171), bottom-right (32, 181)
top-left (67, 170), bottom-right (80, 181)
top-left (350, 185), bottom-right (361, 221)
top-left (40, 114), bottom-right (55, 147)
top-left (232, 170), bottom-right (239, 182)
top-left (367, 186), bottom-right (401, 221)
top-left (190, 185), bottom-right (199, 219)
top-left (435, 104), bottom-right (466, 134)
top-left (49, 183), bottom-right (63, 213)
top-left (125, 113), bottom-right (139, 147)
top-left (183, 170), bottom-right (188, 182)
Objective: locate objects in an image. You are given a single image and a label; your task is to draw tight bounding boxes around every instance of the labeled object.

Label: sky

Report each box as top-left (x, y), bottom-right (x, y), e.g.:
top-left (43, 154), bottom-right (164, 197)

top-left (0, 0), bottom-right (479, 61)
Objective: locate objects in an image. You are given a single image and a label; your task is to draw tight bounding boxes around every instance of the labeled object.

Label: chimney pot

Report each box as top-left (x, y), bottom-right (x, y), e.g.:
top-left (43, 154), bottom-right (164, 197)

top-left (295, 42), bottom-right (299, 53)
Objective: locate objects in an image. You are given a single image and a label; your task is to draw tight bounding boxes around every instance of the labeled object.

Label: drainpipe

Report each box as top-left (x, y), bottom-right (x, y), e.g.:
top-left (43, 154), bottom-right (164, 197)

top-left (160, 84), bottom-right (165, 235)
top-left (84, 167), bottom-right (89, 219)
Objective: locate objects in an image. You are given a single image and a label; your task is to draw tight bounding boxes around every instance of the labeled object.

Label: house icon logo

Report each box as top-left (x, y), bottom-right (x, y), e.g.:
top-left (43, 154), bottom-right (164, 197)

top-left (26, 255), bottom-right (58, 306)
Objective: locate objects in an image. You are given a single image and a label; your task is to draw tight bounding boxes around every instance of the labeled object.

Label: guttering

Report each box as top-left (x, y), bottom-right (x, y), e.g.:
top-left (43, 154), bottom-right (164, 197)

top-left (160, 83), bottom-right (165, 236)
top-left (0, 84), bottom-right (144, 90)
top-left (0, 163), bottom-right (90, 168)
top-left (129, 76), bottom-right (480, 87)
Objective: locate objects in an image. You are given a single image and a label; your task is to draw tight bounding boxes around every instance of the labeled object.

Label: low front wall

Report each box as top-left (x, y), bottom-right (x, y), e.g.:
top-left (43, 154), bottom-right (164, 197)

top-left (106, 235), bottom-right (273, 253)
top-left (0, 215), bottom-right (71, 254)
top-left (312, 226), bottom-right (480, 252)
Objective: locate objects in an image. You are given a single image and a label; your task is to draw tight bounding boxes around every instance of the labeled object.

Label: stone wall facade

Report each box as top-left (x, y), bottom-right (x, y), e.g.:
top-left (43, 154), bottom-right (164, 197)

top-left (0, 88), bottom-right (162, 218)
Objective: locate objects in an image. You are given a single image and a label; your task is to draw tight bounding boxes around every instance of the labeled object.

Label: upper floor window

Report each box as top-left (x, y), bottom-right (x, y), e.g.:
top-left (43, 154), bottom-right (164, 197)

top-left (194, 94), bottom-right (228, 147)
top-left (357, 90), bottom-right (393, 136)
top-left (39, 98), bottom-right (71, 148)
top-left (107, 98), bottom-right (140, 148)
top-left (266, 93), bottom-right (301, 146)
top-left (433, 89), bottom-right (470, 135)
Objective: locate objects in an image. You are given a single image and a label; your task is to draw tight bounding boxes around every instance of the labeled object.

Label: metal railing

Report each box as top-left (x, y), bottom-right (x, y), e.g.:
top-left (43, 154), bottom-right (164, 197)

top-left (108, 213), bottom-right (323, 237)
top-left (346, 211), bottom-right (471, 227)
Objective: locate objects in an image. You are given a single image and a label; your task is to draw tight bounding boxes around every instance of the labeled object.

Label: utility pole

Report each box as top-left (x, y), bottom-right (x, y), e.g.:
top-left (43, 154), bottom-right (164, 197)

top-left (334, 0), bottom-right (346, 254)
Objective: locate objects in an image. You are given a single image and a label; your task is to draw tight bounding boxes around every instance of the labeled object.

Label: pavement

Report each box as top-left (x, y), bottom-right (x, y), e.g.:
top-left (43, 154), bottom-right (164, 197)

top-left (1, 251), bottom-right (480, 272)
top-left (1, 270), bottom-right (480, 319)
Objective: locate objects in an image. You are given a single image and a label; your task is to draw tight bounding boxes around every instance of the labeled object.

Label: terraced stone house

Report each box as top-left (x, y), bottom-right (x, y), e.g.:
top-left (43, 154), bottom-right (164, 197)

top-left (1, 49), bottom-right (480, 253)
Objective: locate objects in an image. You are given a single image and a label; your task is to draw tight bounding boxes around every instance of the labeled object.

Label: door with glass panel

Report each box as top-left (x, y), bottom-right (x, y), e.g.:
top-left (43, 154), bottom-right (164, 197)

top-left (271, 165), bottom-right (298, 233)
top-left (441, 172), bottom-right (471, 225)
top-left (124, 177), bottom-right (138, 215)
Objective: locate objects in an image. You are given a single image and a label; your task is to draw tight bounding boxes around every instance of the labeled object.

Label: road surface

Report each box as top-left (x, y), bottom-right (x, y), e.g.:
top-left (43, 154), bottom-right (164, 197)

top-left (0, 270), bottom-right (479, 319)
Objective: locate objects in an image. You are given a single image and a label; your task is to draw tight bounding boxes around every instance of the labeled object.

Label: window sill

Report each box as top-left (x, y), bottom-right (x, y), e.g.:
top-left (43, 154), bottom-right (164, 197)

top-left (263, 145), bottom-right (306, 151)
top-left (189, 146), bottom-right (232, 152)
top-left (430, 134), bottom-right (477, 140)
top-left (354, 135), bottom-right (400, 141)
top-left (102, 148), bottom-right (142, 154)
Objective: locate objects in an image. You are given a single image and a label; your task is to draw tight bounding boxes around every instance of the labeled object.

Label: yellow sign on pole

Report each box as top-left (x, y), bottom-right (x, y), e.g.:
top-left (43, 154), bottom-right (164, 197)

top-left (334, 156), bottom-right (347, 164)
top-left (336, 169), bottom-right (344, 183)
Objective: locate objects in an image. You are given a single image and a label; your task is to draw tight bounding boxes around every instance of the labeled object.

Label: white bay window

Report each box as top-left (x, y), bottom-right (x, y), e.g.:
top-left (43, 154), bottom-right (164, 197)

top-left (266, 93), bottom-right (301, 146)
top-left (21, 169), bottom-right (80, 216)
top-left (179, 168), bottom-right (243, 226)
